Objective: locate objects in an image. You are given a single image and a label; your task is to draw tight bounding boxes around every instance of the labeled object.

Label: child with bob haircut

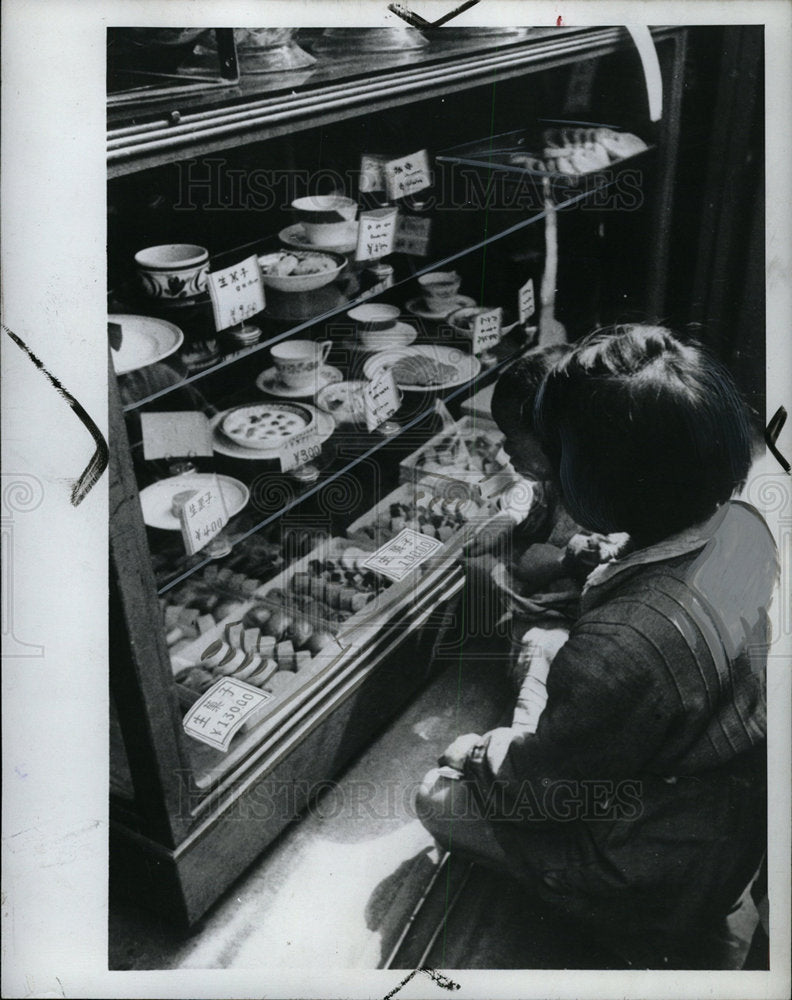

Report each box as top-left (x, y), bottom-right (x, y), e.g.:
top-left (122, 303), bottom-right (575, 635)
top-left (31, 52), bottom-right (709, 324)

top-left (417, 325), bottom-right (777, 968)
top-left (465, 344), bottom-right (630, 731)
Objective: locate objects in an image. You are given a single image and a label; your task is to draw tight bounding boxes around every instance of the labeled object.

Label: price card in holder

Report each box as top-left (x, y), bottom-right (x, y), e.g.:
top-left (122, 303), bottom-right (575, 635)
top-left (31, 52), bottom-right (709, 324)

top-left (360, 153), bottom-right (388, 193)
top-left (362, 527), bottom-right (443, 583)
top-left (355, 207), bottom-right (399, 262)
top-left (206, 253), bottom-right (265, 332)
top-left (177, 473), bottom-right (229, 556)
top-left (140, 411), bottom-right (213, 462)
top-left (363, 368), bottom-right (400, 431)
top-left (518, 278), bottom-right (536, 325)
top-left (183, 678), bottom-right (274, 752)
top-left (472, 307), bottom-right (503, 355)
top-left (278, 426), bottom-right (323, 473)
top-left (384, 149), bottom-right (432, 201)
top-left (394, 214), bottom-right (433, 257)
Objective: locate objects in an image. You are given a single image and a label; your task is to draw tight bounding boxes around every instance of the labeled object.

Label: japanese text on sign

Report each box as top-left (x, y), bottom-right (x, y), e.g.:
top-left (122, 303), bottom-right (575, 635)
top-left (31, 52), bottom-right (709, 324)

top-left (279, 426), bottom-right (323, 473)
top-left (360, 153), bottom-right (387, 193)
top-left (363, 368), bottom-right (401, 431)
top-left (141, 411), bottom-right (213, 462)
top-left (518, 278), bottom-right (536, 325)
top-left (177, 473), bottom-right (229, 556)
top-left (206, 253), bottom-right (266, 332)
top-left (355, 207), bottom-right (399, 262)
top-left (394, 214), bottom-right (432, 257)
top-left (363, 527), bottom-right (443, 583)
top-left (384, 149), bottom-right (432, 201)
top-left (472, 307), bottom-right (503, 355)
top-left (183, 678), bottom-right (273, 751)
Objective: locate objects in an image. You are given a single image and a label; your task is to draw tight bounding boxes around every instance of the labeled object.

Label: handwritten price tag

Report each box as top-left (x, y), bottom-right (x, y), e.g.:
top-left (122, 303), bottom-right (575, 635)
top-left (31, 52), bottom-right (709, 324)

top-left (177, 473), bottom-right (229, 556)
top-left (363, 368), bottom-right (401, 431)
top-left (183, 678), bottom-right (273, 752)
top-left (518, 278), bottom-right (536, 325)
top-left (279, 426), bottom-right (323, 473)
top-left (360, 153), bottom-right (388, 193)
top-left (362, 527), bottom-right (443, 583)
top-left (141, 411), bottom-right (213, 461)
top-left (206, 253), bottom-right (265, 332)
top-left (472, 307), bottom-right (503, 355)
top-left (355, 207), bottom-right (399, 262)
top-left (394, 214), bottom-right (433, 257)
top-left (384, 149), bottom-right (432, 201)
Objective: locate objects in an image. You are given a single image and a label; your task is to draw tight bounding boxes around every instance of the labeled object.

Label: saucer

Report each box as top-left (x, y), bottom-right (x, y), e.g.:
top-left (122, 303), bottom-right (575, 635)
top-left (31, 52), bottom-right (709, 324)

top-left (255, 364), bottom-right (344, 398)
top-left (279, 222), bottom-right (358, 255)
top-left (405, 295), bottom-right (476, 321)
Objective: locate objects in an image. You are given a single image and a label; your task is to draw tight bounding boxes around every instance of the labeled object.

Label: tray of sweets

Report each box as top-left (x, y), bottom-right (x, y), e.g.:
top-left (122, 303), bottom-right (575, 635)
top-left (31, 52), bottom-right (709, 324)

top-left (399, 415), bottom-right (509, 497)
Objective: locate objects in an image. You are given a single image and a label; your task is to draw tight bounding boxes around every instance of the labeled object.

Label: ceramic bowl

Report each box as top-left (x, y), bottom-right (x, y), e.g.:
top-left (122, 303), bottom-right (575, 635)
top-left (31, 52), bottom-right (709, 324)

top-left (291, 195), bottom-right (358, 247)
top-left (347, 303), bottom-right (406, 349)
top-left (257, 250), bottom-right (346, 292)
top-left (134, 244), bottom-right (209, 301)
top-left (417, 271), bottom-right (462, 310)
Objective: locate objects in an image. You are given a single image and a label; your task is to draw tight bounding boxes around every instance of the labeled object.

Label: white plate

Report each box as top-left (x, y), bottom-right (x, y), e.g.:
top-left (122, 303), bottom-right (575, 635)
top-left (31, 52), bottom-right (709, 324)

top-left (363, 344), bottom-right (481, 391)
top-left (139, 473), bottom-right (249, 531)
top-left (405, 295), bottom-right (477, 321)
top-left (255, 364), bottom-right (344, 398)
top-left (210, 406), bottom-right (335, 460)
top-left (279, 222), bottom-right (358, 255)
top-left (220, 401), bottom-right (315, 450)
top-left (355, 321), bottom-right (418, 352)
top-left (109, 314), bottom-right (184, 374)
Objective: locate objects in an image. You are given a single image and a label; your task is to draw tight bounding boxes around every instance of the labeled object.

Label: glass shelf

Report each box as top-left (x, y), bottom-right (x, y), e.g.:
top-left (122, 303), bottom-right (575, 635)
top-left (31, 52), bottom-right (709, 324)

top-left (143, 334), bottom-right (524, 596)
top-left (113, 173), bottom-right (628, 413)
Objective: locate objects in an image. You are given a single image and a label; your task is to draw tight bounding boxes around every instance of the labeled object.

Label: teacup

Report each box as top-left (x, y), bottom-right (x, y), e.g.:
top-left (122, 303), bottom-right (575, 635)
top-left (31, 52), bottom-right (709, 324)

top-left (135, 244), bottom-right (209, 300)
top-left (271, 339), bottom-right (332, 388)
top-left (417, 271), bottom-right (461, 312)
top-left (347, 303), bottom-right (401, 349)
top-left (291, 195), bottom-right (358, 247)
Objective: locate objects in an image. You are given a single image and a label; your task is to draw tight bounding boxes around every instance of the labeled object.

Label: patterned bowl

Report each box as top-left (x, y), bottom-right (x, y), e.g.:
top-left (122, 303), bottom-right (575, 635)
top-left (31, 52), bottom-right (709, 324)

top-left (134, 244), bottom-right (209, 301)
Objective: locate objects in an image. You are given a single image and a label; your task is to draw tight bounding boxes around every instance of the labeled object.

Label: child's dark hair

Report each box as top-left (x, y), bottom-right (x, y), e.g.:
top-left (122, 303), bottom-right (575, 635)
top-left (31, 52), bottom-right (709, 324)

top-left (491, 344), bottom-right (572, 434)
top-left (534, 325), bottom-right (753, 545)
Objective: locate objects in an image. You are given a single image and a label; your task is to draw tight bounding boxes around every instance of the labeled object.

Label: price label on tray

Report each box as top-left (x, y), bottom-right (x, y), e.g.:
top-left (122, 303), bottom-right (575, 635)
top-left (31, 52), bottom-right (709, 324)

top-left (183, 678), bottom-right (274, 752)
top-left (363, 368), bottom-right (400, 431)
top-left (141, 411), bottom-right (213, 462)
top-left (472, 307), bottom-right (503, 355)
top-left (279, 426), bottom-right (323, 473)
top-left (177, 473), bottom-right (229, 556)
top-left (355, 207), bottom-right (399, 262)
top-left (384, 149), bottom-right (432, 201)
top-left (206, 253), bottom-right (265, 332)
top-left (362, 527), bottom-right (444, 583)
top-left (518, 278), bottom-right (536, 325)
top-left (394, 214), bottom-right (432, 257)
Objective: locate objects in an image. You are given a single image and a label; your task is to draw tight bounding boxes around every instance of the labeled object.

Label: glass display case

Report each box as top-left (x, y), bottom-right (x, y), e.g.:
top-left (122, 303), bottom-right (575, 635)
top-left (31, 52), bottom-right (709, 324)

top-left (108, 25), bottom-right (689, 925)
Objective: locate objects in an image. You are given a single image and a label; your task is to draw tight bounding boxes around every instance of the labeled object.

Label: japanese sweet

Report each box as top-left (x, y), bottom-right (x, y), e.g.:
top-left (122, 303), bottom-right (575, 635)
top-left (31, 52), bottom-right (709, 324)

top-left (257, 249), bottom-right (346, 292)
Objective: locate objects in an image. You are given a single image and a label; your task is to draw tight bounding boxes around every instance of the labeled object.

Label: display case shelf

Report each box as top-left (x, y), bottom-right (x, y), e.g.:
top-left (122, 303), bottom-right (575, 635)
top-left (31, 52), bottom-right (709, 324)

top-left (107, 27), bottom-right (677, 176)
top-left (114, 171), bottom-right (636, 414)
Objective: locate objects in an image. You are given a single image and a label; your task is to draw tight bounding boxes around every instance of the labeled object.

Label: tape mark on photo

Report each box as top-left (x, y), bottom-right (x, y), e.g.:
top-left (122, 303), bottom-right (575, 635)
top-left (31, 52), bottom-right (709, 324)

top-left (3, 325), bottom-right (108, 506)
